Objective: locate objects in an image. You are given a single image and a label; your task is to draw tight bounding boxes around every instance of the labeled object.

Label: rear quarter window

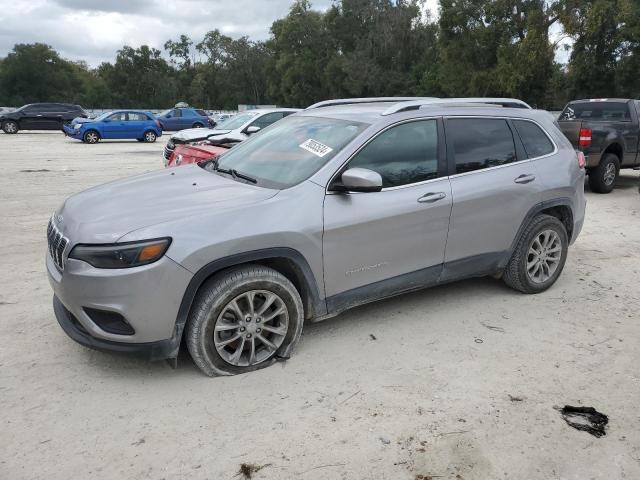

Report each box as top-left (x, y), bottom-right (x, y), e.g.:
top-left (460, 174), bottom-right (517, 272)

top-left (195, 109), bottom-right (207, 116)
top-left (513, 120), bottom-right (555, 158)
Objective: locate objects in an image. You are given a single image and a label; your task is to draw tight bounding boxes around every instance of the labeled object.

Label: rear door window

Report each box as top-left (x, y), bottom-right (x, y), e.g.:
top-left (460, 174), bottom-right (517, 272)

top-left (128, 112), bottom-right (149, 121)
top-left (559, 102), bottom-right (631, 121)
top-left (347, 120), bottom-right (439, 188)
top-left (448, 118), bottom-right (517, 174)
top-left (513, 120), bottom-right (555, 158)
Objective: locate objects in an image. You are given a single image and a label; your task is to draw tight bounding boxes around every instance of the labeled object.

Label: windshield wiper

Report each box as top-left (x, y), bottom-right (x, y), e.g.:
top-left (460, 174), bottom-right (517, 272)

top-left (209, 158), bottom-right (257, 184)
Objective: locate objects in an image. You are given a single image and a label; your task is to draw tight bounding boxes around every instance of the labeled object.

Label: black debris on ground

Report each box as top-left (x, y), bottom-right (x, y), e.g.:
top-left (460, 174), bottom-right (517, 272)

top-left (369, 334), bottom-right (377, 340)
top-left (558, 405), bottom-right (609, 438)
top-left (237, 463), bottom-right (271, 479)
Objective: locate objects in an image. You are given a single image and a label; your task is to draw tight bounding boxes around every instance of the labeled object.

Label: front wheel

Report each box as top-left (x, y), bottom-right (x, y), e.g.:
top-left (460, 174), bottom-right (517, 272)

top-left (588, 153), bottom-right (619, 194)
top-left (192, 122), bottom-right (204, 128)
top-left (503, 214), bottom-right (568, 294)
top-left (83, 130), bottom-right (100, 144)
top-left (185, 265), bottom-right (304, 376)
top-left (2, 121), bottom-right (18, 134)
top-left (143, 130), bottom-right (157, 143)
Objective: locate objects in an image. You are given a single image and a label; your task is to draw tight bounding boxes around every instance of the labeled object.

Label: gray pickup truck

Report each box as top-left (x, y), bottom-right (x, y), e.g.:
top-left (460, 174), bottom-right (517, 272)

top-left (558, 98), bottom-right (640, 193)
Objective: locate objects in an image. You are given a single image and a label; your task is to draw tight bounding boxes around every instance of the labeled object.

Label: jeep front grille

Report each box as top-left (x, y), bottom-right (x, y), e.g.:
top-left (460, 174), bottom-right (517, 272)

top-left (47, 218), bottom-right (69, 271)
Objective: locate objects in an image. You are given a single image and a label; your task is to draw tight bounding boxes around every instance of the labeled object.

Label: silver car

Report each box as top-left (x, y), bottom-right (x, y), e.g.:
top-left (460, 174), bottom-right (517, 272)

top-left (48, 98), bottom-right (586, 376)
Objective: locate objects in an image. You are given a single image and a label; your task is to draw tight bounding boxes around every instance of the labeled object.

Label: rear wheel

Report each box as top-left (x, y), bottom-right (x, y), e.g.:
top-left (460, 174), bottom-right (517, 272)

top-left (503, 214), bottom-right (568, 294)
top-left (143, 130), bottom-right (157, 143)
top-left (185, 265), bottom-right (304, 376)
top-left (2, 120), bottom-right (18, 134)
top-left (83, 130), bottom-right (100, 144)
top-left (588, 153), bottom-right (619, 193)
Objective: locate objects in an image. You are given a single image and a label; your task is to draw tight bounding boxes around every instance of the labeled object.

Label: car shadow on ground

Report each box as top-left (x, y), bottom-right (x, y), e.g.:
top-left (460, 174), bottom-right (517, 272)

top-left (75, 275), bottom-right (510, 380)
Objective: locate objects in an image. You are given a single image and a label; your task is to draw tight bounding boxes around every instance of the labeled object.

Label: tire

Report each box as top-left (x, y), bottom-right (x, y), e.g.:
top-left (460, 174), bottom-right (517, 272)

top-left (588, 153), bottom-right (619, 194)
top-left (83, 130), bottom-right (100, 144)
top-left (2, 120), bottom-right (18, 134)
top-left (192, 122), bottom-right (204, 128)
top-left (503, 214), bottom-right (568, 294)
top-left (143, 130), bottom-right (157, 143)
top-left (185, 265), bottom-right (304, 377)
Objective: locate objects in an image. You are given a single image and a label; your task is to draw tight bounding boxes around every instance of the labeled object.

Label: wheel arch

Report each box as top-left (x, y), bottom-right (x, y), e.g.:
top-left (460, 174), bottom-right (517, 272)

top-left (175, 248), bottom-right (325, 335)
top-left (503, 199), bottom-right (574, 268)
top-left (602, 142), bottom-right (623, 162)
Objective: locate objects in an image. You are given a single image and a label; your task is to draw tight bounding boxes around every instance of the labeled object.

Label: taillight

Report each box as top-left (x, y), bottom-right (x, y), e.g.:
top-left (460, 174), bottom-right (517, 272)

top-left (576, 151), bottom-right (586, 169)
top-left (578, 128), bottom-right (592, 148)
top-left (155, 120), bottom-right (162, 129)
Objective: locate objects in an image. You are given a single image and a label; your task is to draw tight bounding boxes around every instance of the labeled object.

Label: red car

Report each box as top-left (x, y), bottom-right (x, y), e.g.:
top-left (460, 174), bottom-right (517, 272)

top-left (165, 142), bottom-right (229, 168)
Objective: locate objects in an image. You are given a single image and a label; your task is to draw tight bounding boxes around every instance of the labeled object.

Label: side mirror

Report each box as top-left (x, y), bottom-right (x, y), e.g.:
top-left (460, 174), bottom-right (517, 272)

top-left (246, 125), bottom-right (261, 134)
top-left (165, 114), bottom-right (172, 118)
top-left (333, 168), bottom-right (383, 193)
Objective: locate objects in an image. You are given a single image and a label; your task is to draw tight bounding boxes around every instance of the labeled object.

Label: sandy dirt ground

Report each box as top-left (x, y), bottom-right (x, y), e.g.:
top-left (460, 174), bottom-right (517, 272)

top-left (1, 131), bottom-right (639, 480)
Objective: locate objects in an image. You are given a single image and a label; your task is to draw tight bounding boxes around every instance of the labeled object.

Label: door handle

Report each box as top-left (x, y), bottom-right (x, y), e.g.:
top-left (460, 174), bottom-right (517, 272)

top-left (36, 114), bottom-right (43, 117)
top-left (418, 192), bottom-right (446, 203)
top-left (514, 174), bottom-right (536, 184)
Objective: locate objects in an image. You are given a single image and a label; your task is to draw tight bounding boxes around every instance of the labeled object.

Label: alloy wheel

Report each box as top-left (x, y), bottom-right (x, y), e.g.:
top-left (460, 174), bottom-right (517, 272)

top-left (526, 229), bottom-right (562, 284)
top-left (3, 122), bottom-right (17, 134)
top-left (603, 163), bottom-right (616, 186)
top-left (213, 290), bottom-right (289, 367)
top-left (85, 132), bottom-right (99, 143)
top-left (145, 131), bottom-right (156, 142)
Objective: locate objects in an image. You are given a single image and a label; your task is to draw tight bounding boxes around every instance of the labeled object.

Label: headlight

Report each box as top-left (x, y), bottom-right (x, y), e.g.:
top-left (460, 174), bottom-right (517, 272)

top-left (74, 124), bottom-right (82, 129)
top-left (69, 238), bottom-right (171, 269)
top-left (176, 154), bottom-right (183, 165)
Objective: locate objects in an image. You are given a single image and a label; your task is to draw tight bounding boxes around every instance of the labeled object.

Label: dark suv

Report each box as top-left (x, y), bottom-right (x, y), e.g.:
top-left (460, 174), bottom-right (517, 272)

top-left (0, 103), bottom-right (88, 134)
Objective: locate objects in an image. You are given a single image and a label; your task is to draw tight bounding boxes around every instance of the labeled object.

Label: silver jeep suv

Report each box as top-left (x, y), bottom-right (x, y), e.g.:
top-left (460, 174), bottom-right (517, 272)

top-left (47, 98), bottom-right (586, 376)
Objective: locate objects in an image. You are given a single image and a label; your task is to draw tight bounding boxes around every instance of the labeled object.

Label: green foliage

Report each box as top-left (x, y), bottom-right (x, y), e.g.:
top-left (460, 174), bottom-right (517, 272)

top-left (0, 0), bottom-right (637, 110)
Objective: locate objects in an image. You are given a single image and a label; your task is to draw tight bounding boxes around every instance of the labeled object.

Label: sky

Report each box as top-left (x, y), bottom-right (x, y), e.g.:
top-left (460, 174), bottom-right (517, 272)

top-left (0, 0), bottom-right (439, 67)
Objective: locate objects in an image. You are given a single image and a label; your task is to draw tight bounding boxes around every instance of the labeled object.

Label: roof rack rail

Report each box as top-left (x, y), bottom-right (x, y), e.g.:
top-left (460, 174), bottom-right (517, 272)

top-left (306, 97), bottom-right (438, 109)
top-left (381, 97), bottom-right (532, 116)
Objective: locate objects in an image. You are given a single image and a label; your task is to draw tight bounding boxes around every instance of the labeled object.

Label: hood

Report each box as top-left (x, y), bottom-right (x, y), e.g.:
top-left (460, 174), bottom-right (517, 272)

top-left (57, 165), bottom-right (278, 244)
top-left (171, 127), bottom-right (232, 143)
top-left (72, 117), bottom-right (95, 125)
top-left (177, 143), bottom-right (229, 158)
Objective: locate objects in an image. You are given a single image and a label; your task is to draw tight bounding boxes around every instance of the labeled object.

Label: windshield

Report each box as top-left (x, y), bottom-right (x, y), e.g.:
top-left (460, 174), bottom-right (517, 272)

top-left (212, 115), bottom-right (368, 189)
top-left (216, 112), bottom-right (256, 130)
top-left (158, 109), bottom-right (171, 117)
top-left (94, 111), bottom-right (114, 121)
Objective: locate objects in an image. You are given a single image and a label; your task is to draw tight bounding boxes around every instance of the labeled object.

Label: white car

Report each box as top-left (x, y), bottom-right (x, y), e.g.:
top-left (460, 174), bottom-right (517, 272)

top-left (163, 108), bottom-right (300, 162)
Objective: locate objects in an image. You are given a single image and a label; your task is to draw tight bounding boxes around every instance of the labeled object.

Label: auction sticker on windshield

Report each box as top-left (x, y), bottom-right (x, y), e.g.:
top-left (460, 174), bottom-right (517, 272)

top-left (299, 139), bottom-right (333, 157)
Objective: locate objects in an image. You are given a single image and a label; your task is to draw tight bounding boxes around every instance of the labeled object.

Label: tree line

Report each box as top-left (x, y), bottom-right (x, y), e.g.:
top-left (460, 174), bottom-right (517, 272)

top-left (0, 0), bottom-right (638, 110)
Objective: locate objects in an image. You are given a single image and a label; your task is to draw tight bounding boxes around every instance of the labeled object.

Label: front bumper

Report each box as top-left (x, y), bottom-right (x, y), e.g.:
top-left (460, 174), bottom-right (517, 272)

top-left (47, 250), bottom-right (192, 358)
top-left (53, 295), bottom-right (181, 360)
top-left (62, 124), bottom-right (83, 138)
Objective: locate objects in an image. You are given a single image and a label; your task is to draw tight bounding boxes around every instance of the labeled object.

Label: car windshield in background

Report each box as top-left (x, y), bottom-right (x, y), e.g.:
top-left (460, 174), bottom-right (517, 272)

top-left (216, 112), bottom-right (257, 130)
top-left (94, 111), bottom-right (114, 121)
top-left (559, 102), bottom-right (631, 121)
top-left (211, 116), bottom-right (368, 189)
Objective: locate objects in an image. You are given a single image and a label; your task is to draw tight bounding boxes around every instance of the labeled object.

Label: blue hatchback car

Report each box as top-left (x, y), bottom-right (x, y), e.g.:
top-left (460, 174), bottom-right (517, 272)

top-left (156, 107), bottom-right (213, 131)
top-left (63, 110), bottom-right (162, 144)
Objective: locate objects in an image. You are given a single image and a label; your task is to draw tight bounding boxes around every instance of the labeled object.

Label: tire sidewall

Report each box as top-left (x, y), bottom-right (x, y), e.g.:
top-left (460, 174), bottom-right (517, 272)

top-left (517, 217), bottom-right (568, 292)
top-left (189, 268), bottom-right (303, 376)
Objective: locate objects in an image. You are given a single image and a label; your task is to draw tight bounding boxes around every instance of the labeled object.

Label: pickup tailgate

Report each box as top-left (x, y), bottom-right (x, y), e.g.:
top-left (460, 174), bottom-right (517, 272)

top-left (558, 120), bottom-right (583, 149)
